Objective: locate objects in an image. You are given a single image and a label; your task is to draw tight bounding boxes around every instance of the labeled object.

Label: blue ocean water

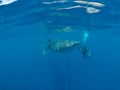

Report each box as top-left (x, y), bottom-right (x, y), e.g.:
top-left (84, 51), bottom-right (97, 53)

top-left (0, 0), bottom-right (120, 90)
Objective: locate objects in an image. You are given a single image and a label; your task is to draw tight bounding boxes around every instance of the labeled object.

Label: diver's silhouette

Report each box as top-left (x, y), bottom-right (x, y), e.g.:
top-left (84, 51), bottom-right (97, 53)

top-left (80, 46), bottom-right (91, 58)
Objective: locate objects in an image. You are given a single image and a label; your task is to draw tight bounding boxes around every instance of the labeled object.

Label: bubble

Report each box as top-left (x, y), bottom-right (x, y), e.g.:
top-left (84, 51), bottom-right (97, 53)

top-left (83, 31), bottom-right (89, 43)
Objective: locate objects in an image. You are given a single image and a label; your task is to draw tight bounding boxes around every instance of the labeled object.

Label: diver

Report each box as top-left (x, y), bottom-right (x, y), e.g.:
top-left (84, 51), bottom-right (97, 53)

top-left (79, 46), bottom-right (91, 58)
top-left (80, 29), bottom-right (91, 58)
